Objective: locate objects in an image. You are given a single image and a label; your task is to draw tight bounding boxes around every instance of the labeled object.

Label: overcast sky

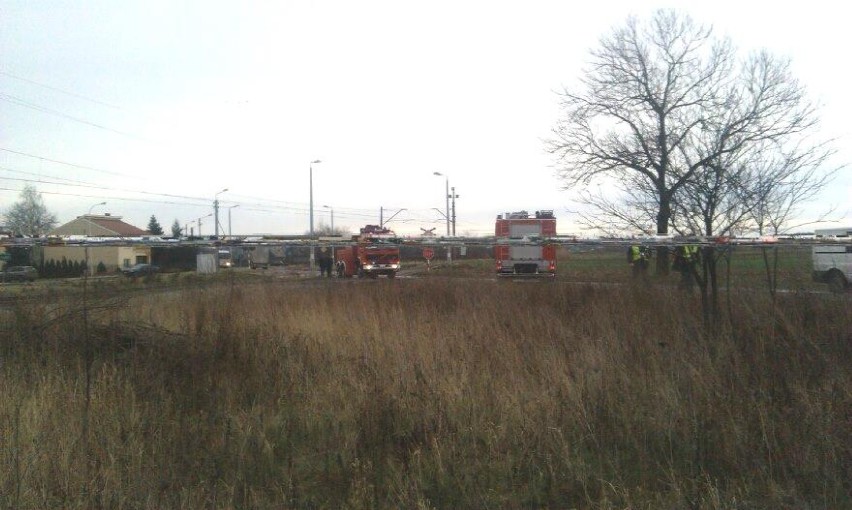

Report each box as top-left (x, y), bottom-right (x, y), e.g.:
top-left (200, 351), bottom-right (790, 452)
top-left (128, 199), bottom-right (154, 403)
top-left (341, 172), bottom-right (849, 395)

top-left (1, 1), bottom-right (849, 236)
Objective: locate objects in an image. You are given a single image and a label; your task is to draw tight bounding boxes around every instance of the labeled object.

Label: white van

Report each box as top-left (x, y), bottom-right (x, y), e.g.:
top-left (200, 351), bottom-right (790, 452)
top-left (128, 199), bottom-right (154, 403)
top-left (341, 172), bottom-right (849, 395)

top-left (812, 244), bottom-right (851, 293)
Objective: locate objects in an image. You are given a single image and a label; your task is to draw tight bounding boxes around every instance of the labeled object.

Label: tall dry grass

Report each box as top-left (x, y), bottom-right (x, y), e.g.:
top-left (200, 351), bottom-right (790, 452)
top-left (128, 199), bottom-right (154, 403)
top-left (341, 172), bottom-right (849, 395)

top-left (1, 278), bottom-right (850, 508)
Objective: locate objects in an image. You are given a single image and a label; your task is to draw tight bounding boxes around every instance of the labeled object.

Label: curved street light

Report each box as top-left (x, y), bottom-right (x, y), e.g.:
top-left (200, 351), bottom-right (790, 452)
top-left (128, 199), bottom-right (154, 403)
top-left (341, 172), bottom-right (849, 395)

top-left (433, 172), bottom-right (450, 236)
top-left (322, 204), bottom-right (334, 234)
top-left (227, 204), bottom-right (240, 237)
top-left (196, 213), bottom-right (212, 237)
top-left (309, 160), bottom-right (322, 237)
top-left (88, 201), bottom-right (107, 216)
top-left (309, 160), bottom-right (322, 273)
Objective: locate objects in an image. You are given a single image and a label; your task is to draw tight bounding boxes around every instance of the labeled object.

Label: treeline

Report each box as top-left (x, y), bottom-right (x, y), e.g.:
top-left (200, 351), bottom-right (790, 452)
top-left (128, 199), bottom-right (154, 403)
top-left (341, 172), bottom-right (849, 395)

top-left (36, 258), bottom-right (108, 278)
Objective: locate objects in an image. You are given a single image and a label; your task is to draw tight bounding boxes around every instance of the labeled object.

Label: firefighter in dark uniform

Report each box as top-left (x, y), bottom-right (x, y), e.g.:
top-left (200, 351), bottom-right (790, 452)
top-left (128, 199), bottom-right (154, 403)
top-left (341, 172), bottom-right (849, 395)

top-left (317, 247), bottom-right (333, 277)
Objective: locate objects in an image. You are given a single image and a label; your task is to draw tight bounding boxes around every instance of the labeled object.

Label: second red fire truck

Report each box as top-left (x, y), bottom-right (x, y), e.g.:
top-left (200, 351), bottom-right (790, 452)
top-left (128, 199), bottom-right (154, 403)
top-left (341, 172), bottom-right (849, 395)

top-left (494, 210), bottom-right (557, 277)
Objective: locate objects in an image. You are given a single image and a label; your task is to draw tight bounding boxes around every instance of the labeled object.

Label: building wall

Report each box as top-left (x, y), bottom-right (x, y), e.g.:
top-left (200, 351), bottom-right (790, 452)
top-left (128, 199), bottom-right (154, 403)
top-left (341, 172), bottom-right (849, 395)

top-left (116, 246), bottom-right (151, 268)
top-left (42, 245), bottom-right (151, 272)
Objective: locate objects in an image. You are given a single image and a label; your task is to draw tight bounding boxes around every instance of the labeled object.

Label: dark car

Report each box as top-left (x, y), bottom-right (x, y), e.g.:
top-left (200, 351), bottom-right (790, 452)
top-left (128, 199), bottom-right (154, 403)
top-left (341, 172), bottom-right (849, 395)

top-left (121, 263), bottom-right (160, 277)
top-left (1, 265), bottom-right (39, 282)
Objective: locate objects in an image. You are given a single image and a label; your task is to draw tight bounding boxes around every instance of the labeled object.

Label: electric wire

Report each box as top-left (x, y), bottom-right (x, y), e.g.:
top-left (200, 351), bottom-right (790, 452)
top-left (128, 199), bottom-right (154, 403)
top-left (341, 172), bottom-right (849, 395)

top-left (0, 146), bottom-right (140, 179)
top-left (0, 71), bottom-right (122, 109)
top-left (0, 92), bottom-right (147, 141)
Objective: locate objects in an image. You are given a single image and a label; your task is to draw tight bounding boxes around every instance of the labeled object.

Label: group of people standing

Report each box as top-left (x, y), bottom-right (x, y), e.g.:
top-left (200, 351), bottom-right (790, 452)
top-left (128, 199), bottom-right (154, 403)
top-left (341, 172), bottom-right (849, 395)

top-left (627, 244), bottom-right (700, 288)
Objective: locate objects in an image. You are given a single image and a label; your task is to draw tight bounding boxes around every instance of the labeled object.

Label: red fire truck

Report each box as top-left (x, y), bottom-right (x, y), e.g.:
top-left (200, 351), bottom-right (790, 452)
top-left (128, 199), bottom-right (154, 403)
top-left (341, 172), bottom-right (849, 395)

top-left (334, 225), bottom-right (401, 278)
top-left (494, 210), bottom-right (557, 277)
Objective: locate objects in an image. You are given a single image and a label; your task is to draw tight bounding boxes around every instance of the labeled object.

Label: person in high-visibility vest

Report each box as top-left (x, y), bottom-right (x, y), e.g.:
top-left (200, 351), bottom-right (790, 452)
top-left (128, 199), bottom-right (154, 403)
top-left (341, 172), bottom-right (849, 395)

top-left (673, 245), bottom-right (699, 289)
top-left (627, 245), bottom-right (650, 279)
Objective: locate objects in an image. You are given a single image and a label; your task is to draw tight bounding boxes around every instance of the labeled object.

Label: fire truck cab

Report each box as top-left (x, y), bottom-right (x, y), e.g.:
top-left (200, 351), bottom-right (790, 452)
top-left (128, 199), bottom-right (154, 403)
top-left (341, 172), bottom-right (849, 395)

top-left (334, 225), bottom-right (401, 278)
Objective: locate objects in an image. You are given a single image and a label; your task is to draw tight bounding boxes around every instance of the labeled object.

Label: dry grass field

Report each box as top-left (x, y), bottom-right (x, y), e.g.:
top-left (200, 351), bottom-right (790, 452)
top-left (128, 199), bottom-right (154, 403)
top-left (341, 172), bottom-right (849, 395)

top-left (1, 246), bottom-right (850, 508)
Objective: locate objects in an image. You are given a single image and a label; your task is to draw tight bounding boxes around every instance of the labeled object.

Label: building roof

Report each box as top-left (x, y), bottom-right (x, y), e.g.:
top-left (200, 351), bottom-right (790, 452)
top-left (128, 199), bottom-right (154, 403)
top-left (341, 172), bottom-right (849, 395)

top-left (49, 214), bottom-right (148, 237)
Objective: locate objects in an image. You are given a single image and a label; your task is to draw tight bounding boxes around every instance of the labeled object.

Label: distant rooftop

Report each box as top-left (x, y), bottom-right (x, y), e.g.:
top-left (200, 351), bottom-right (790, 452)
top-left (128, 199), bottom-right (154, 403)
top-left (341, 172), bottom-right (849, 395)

top-left (49, 213), bottom-right (148, 237)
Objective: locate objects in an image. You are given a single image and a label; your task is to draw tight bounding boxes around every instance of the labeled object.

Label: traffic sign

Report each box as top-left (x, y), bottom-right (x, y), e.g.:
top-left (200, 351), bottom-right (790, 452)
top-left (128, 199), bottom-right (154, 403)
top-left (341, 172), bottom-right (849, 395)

top-left (422, 248), bottom-right (434, 260)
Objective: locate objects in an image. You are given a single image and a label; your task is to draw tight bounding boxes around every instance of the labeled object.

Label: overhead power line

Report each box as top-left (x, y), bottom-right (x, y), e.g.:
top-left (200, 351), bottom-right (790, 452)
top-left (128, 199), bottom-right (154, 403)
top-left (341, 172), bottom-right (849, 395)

top-left (0, 185), bottom-right (211, 208)
top-left (0, 71), bottom-right (122, 109)
top-left (0, 92), bottom-right (147, 141)
top-left (0, 169), bottom-right (210, 203)
top-left (0, 146), bottom-right (138, 179)
top-left (0, 165), bottom-right (100, 187)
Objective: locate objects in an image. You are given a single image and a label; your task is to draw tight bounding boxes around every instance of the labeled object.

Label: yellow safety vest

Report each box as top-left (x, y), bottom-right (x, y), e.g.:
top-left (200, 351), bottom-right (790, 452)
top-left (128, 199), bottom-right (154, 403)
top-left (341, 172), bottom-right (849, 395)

top-left (630, 246), bottom-right (644, 262)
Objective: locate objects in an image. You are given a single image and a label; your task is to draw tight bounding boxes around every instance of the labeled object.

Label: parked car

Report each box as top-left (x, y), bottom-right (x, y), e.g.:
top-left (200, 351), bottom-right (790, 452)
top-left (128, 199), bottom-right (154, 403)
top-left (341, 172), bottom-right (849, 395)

top-left (1, 265), bottom-right (39, 282)
top-left (121, 263), bottom-right (160, 277)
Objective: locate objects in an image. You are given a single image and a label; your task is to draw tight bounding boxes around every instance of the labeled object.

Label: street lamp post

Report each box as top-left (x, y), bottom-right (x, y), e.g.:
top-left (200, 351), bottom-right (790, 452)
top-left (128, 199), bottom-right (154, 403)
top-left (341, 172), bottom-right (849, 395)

top-left (323, 205), bottom-right (334, 234)
top-left (196, 213), bottom-right (212, 237)
top-left (309, 160), bottom-right (322, 237)
top-left (87, 201), bottom-right (107, 227)
top-left (214, 188), bottom-right (228, 239)
top-left (309, 159), bottom-right (321, 273)
top-left (433, 172), bottom-right (450, 236)
top-left (86, 202), bottom-right (106, 276)
top-left (227, 205), bottom-right (239, 237)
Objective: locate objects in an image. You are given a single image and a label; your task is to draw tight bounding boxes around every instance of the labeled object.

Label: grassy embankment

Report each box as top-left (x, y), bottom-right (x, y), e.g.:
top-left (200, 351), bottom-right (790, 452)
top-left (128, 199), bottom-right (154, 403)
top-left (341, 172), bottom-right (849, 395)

top-left (425, 243), bottom-right (818, 290)
top-left (1, 248), bottom-right (849, 508)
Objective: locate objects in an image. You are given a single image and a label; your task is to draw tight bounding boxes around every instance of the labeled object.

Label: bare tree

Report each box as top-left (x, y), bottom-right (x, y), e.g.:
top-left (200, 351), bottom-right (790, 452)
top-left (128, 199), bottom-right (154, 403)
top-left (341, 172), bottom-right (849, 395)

top-left (548, 11), bottom-right (732, 255)
top-left (677, 51), bottom-right (828, 232)
top-left (667, 50), bottom-right (835, 321)
top-left (549, 11), bottom-right (832, 279)
top-left (746, 141), bottom-right (837, 236)
top-left (310, 222), bottom-right (349, 237)
top-left (3, 184), bottom-right (58, 236)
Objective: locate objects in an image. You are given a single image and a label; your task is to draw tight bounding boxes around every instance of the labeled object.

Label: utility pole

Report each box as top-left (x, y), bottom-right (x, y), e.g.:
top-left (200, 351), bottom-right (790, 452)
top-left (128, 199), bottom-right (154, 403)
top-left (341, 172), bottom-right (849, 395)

top-left (450, 186), bottom-right (459, 236)
top-left (214, 200), bottom-right (219, 238)
top-left (309, 160), bottom-right (321, 274)
top-left (214, 188), bottom-right (228, 239)
top-left (379, 206), bottom-right (383, 226)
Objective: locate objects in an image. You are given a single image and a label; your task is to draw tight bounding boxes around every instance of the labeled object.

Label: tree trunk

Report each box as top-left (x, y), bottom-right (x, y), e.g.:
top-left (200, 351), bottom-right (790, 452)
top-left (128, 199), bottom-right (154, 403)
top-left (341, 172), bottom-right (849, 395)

top-left (656, 198), bottom-right (671, 276)
top-left (707, 248), bottom-right (720, 326)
